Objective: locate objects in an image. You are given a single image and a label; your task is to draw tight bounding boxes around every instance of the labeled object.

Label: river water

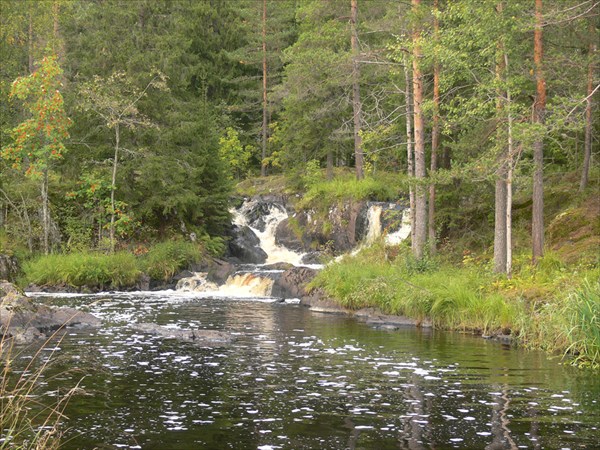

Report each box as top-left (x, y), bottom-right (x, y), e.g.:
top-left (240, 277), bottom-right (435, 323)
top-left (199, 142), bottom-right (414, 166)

top-left (13, 291), bottom-right (600, 449)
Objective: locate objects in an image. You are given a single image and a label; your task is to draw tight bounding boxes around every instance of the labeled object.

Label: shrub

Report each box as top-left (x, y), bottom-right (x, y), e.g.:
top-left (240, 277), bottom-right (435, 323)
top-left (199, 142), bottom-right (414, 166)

top-left (141, 240), bottom-right (203, 281)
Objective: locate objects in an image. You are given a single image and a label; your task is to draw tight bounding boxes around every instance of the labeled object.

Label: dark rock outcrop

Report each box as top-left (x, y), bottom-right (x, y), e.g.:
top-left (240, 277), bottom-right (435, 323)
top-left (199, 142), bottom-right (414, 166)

top-left (271, 266), bottom-right (318, 299)
top-left (1, 281), bottom-right (101, 344)
top-left (206, 258), bottom-right (237, 284)
top-left (275, 218), bottom-right (309, 252)
top-left (227, 225), bottom-right (268, 264)
top-left (130, 322), bottom-right (233, 346)
top-left (0, 254), bottom-right (19, 282)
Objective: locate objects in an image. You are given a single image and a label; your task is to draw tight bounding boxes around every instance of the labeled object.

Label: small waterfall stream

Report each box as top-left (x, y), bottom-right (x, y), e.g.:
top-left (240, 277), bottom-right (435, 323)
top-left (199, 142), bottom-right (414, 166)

top-left (232, 200), bottom-right (306, 265)
top-left (178, 199), bottom-right (412, 298)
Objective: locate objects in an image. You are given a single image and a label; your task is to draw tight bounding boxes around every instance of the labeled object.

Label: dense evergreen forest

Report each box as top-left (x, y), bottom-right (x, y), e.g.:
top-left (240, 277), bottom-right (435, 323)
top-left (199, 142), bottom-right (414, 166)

top-left (1, 0), bottom-right (598, 264)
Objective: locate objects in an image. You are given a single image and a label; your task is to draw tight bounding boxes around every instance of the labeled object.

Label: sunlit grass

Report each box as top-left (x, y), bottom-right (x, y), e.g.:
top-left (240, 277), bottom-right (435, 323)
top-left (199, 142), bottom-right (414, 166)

top-left (312, 244), bottom-right (600, 368)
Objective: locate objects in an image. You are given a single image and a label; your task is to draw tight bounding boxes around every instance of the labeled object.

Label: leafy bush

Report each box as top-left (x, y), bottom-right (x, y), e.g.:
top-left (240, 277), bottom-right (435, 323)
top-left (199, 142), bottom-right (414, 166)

top-left (141, 240), bottom-right (203, 281)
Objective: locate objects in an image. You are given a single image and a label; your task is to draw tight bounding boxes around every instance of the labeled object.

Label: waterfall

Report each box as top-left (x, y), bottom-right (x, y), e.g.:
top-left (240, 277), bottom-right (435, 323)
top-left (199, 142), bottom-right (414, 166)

top-left (364, 204), bottom-right (411, 246)
top-left (176, 271), bottom-right (278, 298)
top-left (232, 200), bottom-right (306, 265)
top-left (365, 205), bottom-right (383, 244)
top-left (384, 208), bottom-right (411, 245)
top-left (220, 273), bottom-right (275, 297)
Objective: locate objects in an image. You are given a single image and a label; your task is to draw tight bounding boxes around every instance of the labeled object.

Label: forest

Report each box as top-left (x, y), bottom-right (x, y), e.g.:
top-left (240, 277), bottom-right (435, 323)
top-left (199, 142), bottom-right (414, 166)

top-left (1, 1), bottom-right (599, 363)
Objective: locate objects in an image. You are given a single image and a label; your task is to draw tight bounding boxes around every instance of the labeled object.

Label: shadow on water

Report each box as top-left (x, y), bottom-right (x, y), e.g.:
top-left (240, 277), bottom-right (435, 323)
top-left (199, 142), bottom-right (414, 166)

top-left (10, 292), bottom-right (600, 449)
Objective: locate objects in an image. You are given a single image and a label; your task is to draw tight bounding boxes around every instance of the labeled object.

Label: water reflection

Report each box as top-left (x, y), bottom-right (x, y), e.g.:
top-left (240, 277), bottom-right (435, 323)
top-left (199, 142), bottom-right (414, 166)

top-left (10, 292), bottom-right (600, 449)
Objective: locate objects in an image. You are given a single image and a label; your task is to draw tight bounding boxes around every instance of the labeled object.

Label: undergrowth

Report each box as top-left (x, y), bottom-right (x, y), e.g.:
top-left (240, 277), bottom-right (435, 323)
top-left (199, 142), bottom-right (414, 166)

top-left (140, 240), bottom-right (203, 282)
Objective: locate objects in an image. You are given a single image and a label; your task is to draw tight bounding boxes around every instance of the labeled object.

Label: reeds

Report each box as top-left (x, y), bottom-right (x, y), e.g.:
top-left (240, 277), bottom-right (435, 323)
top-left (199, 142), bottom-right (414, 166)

top-left (1, 299), bottom-right (85, 449)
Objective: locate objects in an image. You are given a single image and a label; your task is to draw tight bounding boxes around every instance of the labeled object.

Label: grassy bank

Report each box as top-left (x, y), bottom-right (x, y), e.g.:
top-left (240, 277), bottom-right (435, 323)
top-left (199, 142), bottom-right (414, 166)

top-left (20, 239), bottom-right (209, 290)
top-left (311, 242), bottom-right (600, 368)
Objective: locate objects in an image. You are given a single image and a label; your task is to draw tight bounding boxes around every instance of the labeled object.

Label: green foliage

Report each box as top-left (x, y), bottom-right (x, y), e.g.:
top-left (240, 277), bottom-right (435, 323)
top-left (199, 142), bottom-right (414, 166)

top-left (23, 252), bottom-right (141, 289)
top-left (1, 54), bottom-right (71, 177)
top-left (141, 240), bottom-right (203, 282)
top-left (562, 280), bottom-right (600, 369)
top-left (219, 127), bottom-right (253, 180)
top-left (299, 171), bottom-right (406, 211)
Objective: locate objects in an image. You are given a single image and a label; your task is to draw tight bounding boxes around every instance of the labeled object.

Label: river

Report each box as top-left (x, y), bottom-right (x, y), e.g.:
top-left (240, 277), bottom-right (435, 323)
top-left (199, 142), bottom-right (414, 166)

top-left (13, 290), bottom-right (600, 449)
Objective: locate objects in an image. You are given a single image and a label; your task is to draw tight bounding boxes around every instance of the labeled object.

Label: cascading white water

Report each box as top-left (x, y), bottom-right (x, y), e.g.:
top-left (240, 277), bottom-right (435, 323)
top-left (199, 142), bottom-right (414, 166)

top-left (384, 208), bottom-right (411, 245)
top-left (364, 204), bottom-right (411, 246)
top-left (365, 205), bottom-right (383, 245)
top-left (178, 200), bottom-right (412, 297)
top-left (232, 200), bottom-right (306, 265)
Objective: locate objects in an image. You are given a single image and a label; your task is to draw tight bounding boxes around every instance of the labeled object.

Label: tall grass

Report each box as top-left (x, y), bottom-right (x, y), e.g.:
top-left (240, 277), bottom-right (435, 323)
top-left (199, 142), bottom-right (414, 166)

top-left (1, 319), bottom-right (80, 448)
top-left (562, 280), bottom-right (600, 368)
top-left (141, 240), bottom-right (203, 281)
top-left (23, 252), bottom-right (140, 289)
top-left (299, 173), bottom-right (406, 211)
top-left (312, 245), bottom-right (600, 367)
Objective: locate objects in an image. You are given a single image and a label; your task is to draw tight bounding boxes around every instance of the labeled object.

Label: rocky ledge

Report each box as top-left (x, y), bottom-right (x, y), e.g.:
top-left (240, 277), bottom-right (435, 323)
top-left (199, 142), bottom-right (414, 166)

top-left (0, 280), bottom-right (101, 344)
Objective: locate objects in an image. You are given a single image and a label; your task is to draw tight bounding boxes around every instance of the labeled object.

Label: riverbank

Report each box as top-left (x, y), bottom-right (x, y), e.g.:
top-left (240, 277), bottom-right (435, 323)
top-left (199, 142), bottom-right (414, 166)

top-left (308, 241), bottom-right (599, 369)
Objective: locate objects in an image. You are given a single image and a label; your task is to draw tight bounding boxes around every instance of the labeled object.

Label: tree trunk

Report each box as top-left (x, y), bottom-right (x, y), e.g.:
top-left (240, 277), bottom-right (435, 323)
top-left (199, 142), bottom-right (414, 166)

top-left (428, 0), bottom-right (440, 255)
top-left (532, 0), bottom-right (545, 265)
top-left (110, 123), bottom-right (120, 253)
top-left (351, 0), bottom-right (364, 180)
top-left (28, 10), bottom-right (34, 73)
top-left (403, 54), bottom-right (416, 245)
top-left (41, 168), bottom-right (49, 255)
top-left (580, 32), bottom-right (596, 191)
top-left (261, 0), bottom-right (268, 177)
top-left (493, 1), bottom-right (508, 274)
top-left (327, 150), bottom-right (334, 180)
top-left (412, 0), bottom-right (427, 260)
top-left (505, 52), bottom-right (514, 278)
top-left (494, 174), bottom-right (508, 273)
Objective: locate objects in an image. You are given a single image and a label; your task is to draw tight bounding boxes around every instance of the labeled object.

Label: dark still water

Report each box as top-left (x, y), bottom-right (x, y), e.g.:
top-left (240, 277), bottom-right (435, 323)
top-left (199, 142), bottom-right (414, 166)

top-left (16, 292), bottom-right (600, 449)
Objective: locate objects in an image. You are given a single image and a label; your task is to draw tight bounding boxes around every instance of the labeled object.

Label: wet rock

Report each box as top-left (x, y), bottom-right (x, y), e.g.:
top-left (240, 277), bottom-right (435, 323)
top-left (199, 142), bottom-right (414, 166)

top-left (300, 252), bottom-right (324, 265)
top-left (227, 225), bottom-right (268, 264)
top-left (137, 273), bottom-right (151, 291)
top-left (176, 273), bottom-right (218, 292)
top-left (206, 258), bottom-right (237, 284)
top-left (262, 262), bottom-right (294, 271)
top-left (354, 308), bottom-right (432, 328)
top-left (271, 266), bottom-right (318, 299)
top-left (299, 291), bottom-right (349, 314)
top-left (130, 322), bottom-right (233, 346)
top-left (0, 255), bottom-right (19, 282)
top-left (275, 218), bottom-right (308, 252)
top-left (1, 281), bottom-right (101, 344)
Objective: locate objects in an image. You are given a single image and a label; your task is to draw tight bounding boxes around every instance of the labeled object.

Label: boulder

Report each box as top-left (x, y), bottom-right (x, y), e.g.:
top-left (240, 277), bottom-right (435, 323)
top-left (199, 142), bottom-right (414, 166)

top-left (275, 218), bottom-right (308, 252)
top-left (227, 225), bottom-right (267, 264)
top-left (301, 252), bottom-right (324, 265)
top-left (1, 281), bottom-right (101, 344)
top-left (0, 255), bottom-right (19, 282)
top-left (271, 266), bottom-right (318, 299)
top-left (130, 322), bottom-right (233, 346)
top-left (206, 258), bottom-right (237, 284)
